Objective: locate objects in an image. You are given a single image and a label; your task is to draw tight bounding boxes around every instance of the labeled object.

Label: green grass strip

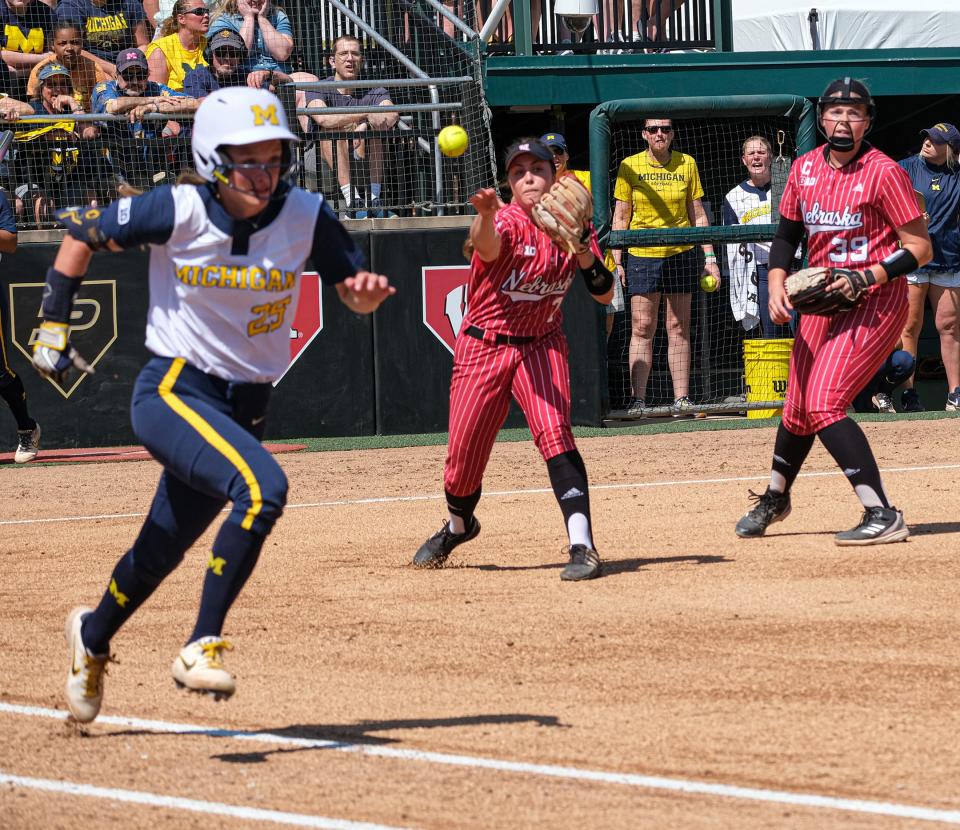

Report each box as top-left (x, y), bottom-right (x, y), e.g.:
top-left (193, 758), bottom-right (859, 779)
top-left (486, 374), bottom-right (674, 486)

top-left (273, 410), bottom-right (959, 453)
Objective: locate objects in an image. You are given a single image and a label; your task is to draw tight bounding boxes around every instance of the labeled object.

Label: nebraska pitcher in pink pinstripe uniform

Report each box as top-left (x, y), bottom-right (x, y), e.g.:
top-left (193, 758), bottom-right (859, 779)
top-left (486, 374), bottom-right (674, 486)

top-left (736, 78), bottom-right (932, 545)
top-left (412, 138), bottom-right (615, 580)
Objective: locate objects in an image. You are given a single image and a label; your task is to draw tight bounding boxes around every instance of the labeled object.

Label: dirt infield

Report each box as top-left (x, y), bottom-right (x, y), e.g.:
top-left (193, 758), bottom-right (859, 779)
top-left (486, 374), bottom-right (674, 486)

top-left (1, 419), bottom-right (958, 829)
top-left (0, 443), bottom-right (307, 465)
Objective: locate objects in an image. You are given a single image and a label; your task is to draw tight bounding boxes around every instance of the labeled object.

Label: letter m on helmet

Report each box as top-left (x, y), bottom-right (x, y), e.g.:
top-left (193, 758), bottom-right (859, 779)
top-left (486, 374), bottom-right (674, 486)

top-left (251, 104), bottom-right (279, 126)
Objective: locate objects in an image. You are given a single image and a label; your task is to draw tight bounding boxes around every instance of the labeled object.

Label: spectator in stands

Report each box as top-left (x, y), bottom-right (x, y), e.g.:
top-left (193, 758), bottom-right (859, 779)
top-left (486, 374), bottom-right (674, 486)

top-left (441, 2), bottom-right (486, 39)
top-left (92, 48), bottom-right (196, 187)
top-left (93, 48), bottom-right (195, 126)
top-left (611, 117), bottom-right (719, 414)
top-left (145, 0), bottom-right (209, 92)
top-left (306, 34), bottom-right (399, 218)
top-left (597, 1), bottom-right (624, 49)
top-left (141, 0), bottom-right (176, 31)
top-left (3, 62), bottom-right (103, 222)
top-left (55, 0), bottom-right (149, 66)
top-left (541, 131), bottom-right (587, 188)
top-left (208, 0), bottom-right (291, 74)
top-left (852, 347), bottom-right (916, 414)
top-left (207, 0), bottom-right (319, 129)
top-left (722, 135), bottom-right (795, 339)
top-left (897, 122), bottom-right (960, 412)
top-left (1, 0), bottom-right (56, 99)
top-left (479, 1), bottom-right (540, 47)
top-left (27, 21), bottom-right (111, 110)
top-left (182, 27), bottom-right (246, 97)
top-left (541, 130), bottom-right (624, 338)
top-left (636, 0), bottom-right (689, 47)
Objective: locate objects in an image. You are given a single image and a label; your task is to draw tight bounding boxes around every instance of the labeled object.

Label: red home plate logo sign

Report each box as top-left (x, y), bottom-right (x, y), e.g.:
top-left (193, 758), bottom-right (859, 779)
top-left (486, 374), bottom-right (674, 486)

top-left (274, 271), bottom-right (323, 386)
top-left (422, 265), bottom-right (470, 354)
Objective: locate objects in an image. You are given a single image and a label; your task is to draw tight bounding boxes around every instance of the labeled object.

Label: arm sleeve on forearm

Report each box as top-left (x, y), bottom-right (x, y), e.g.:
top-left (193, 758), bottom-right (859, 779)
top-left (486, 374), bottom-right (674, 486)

top-left (768, 216), bottom-right (805, 271)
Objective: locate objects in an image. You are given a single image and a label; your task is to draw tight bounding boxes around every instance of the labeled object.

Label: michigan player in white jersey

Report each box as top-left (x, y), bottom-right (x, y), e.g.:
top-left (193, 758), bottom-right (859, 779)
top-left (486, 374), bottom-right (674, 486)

top-left (32, 87), bottom-right (395, 723)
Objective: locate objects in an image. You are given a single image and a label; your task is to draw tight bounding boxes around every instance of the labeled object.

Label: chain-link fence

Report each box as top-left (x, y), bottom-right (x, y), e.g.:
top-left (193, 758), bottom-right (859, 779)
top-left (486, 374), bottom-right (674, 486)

top-left (1, 0), bottom-right (496, 229)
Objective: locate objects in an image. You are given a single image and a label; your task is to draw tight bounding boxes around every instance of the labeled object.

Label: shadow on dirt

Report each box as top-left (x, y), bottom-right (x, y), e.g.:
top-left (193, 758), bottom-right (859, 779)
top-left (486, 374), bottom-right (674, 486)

top-left (468, 553), bottom-right (731, 575)
top-left (204, 712), bottom-right (567, 763)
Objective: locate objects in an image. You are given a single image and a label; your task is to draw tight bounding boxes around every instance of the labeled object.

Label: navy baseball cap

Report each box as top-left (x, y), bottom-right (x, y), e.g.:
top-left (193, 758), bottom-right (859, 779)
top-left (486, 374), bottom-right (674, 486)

top-left (540, 132), bottom-right (567, 152)
top-left (504, 138), bottom-right (554, 171)
top-left (921, 123), bottom-right (960, 152)
top-left (116, 48), bottom-right (148, 73)
top-left (209, 28), bottom-right (246, 53)
top-left (37, 62), bottom-right (71, 83)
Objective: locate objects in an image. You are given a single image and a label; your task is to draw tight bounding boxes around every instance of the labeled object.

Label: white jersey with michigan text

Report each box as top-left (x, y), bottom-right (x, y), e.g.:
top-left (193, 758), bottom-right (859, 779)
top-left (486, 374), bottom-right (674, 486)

top-left (86, 182), bottom-right (362, 384)
top-left (146, 186), bottom-right (319, 383)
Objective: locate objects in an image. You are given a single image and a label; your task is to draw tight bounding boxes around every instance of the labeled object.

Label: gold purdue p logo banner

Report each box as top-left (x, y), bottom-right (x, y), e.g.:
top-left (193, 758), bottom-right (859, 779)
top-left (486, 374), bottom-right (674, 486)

top-left (9, 279), bottom-right (117, 398)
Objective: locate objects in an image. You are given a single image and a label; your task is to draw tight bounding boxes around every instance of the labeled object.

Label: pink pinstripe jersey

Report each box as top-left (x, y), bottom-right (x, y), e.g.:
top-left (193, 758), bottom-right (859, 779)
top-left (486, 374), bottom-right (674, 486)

top-left (781, 145), bottom-right (922, 269)
top-left (465, 202), bottom-right (601, 338)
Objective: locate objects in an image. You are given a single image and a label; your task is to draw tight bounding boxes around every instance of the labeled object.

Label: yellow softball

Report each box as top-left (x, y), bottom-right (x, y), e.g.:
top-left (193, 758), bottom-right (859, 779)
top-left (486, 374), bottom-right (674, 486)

top-left (438, 125), bottom-right (469, 158)
top-left (700, 273), bottom-right (719, 293)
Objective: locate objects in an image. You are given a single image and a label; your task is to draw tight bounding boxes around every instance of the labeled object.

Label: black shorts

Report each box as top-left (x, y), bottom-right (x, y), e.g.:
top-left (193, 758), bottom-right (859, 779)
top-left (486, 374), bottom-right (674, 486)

top-left (625, 247), bottom-right (700, 295)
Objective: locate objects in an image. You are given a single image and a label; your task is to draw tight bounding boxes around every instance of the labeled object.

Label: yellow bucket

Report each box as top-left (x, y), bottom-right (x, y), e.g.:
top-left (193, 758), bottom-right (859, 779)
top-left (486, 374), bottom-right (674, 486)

top-left (743, 338), bottom-right (794, 419)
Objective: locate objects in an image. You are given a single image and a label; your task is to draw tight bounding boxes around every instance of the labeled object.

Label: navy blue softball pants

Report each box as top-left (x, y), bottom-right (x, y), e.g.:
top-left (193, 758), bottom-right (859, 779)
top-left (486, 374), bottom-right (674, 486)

top-left (81, 356), bottom-right (288, 652)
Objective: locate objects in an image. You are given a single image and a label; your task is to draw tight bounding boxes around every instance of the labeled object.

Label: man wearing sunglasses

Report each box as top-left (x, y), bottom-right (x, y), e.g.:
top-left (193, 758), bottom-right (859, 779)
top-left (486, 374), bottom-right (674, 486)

top-left (183, 28), bottom-right (248, 98)
top-left (92, 48), bottom-right (197, 187)
top-left (55, 0), bottom-right (150, 66)
top-left (612, 118), bottom-right (720, 416)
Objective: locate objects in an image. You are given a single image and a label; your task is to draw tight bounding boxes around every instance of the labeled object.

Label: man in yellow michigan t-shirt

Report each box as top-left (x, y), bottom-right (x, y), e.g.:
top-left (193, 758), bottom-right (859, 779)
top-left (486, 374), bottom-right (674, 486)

top-left (611, 118), bottom-right (721, 416)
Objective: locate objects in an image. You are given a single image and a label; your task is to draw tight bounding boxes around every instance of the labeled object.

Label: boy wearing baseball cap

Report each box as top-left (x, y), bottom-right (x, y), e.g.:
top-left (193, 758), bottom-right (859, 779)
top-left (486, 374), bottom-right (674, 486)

top-left (92, 48), bottom-right (195, 132)
top-left (92, 48), bottom-right (197, 187)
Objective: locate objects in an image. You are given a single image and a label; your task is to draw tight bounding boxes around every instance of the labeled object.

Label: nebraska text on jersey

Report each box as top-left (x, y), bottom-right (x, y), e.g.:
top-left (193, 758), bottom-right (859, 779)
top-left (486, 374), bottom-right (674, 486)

top-left (804, 201), bottom-right (864, 234)
top-left (500, 269), bottom-right (574, 301)
top-left (780, 145), bottom-right (922, 269)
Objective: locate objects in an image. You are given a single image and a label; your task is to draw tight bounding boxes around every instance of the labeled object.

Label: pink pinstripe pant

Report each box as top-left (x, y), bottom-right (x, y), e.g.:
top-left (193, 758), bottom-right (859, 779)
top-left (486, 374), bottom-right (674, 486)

top-left (443, 328), bottom-right (578, 496)
top-left (782, 282), bottom-right (908, 435)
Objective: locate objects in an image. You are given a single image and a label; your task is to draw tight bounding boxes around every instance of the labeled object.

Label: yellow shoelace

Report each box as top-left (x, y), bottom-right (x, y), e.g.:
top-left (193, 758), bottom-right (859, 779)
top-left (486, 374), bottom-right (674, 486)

top-left (83, 654), bottom-right (110, 699)
top-left (200, 639), bottom-right (233, 669)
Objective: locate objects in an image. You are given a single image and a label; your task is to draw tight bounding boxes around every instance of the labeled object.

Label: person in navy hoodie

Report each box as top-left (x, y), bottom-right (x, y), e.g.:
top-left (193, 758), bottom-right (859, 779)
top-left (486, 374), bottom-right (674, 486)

top-left (898, 122), bottom-right (960, 411)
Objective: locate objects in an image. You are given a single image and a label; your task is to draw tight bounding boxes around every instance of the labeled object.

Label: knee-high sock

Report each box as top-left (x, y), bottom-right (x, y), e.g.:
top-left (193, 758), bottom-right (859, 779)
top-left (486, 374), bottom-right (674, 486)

top-left (546, 450), bottom-right (594, 548)
top-left (769, 421), bottom-right (816, 494)
top-left (189, 521), bottom-right (266, 643)
top-left (817, 417), bottom-right (890, 509)
top-left (0, 375), bottom-right (36, 432)
top-left (81, 518), bottom-right (189, 654)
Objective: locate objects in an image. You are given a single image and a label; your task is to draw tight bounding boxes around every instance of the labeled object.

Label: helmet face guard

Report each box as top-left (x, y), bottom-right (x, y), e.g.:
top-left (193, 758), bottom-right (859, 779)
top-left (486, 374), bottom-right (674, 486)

top-left (209, 143), bottom-right (298, 198)
top-left (817, 77), bottom-right (876, 152)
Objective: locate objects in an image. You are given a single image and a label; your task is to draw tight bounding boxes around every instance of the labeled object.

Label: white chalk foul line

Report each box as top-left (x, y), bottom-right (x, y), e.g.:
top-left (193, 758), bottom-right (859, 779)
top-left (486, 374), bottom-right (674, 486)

top-left (2, 703), bottom-right (958, 824)
top-left (3, 463), bottom-right (960, 528)
top-left (0, 771), bottom-right (414, 830)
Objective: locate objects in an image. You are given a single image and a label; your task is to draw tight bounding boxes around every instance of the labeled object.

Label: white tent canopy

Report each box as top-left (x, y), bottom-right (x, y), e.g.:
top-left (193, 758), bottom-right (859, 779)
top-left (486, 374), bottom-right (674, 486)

top-left (732, 1), bottom-right (960, 51)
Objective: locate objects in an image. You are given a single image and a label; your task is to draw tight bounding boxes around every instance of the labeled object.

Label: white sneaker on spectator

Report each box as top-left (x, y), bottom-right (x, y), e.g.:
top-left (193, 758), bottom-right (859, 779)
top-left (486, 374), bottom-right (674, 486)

top-left (871, 392), bottom-right (895, 414)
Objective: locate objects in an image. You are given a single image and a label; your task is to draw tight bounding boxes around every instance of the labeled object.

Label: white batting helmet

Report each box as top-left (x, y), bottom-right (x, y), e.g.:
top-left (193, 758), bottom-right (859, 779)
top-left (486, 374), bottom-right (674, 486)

top-left (191, 86), bottom-right (298, 184)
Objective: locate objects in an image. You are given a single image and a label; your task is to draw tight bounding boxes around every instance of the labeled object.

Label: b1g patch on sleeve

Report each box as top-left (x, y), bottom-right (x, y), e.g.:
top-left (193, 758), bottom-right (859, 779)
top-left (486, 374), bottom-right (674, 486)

top-left (117, 197), bottom-right (131, 225)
